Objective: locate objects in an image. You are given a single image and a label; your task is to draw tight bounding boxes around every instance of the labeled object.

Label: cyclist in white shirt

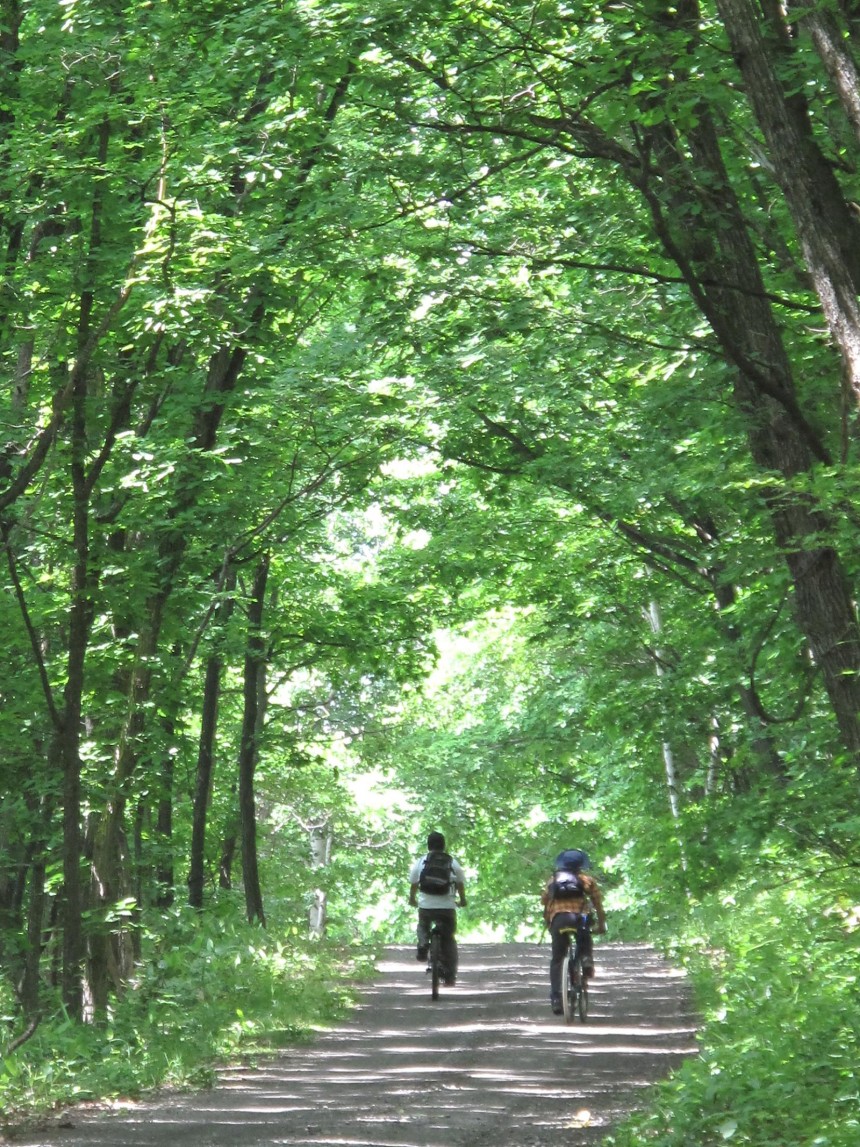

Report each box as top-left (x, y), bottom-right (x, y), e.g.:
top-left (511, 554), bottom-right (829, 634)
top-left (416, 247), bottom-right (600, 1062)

top-left (408, 831), bottom-right (467, 985)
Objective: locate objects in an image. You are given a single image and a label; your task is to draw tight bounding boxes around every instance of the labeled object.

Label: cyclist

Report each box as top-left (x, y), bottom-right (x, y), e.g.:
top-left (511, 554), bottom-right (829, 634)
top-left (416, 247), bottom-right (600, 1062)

top-left (408, 831), bottom-right (467, 986)
top-left (541, 848), bottom-right (606, 1015)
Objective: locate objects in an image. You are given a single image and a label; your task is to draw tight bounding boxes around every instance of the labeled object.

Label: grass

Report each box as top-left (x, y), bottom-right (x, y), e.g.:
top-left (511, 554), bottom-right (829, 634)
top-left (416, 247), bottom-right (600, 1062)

top-left (0, 901), bottom-right (379, 1138)
top-left (605, 875), bottom-right (860, 1147)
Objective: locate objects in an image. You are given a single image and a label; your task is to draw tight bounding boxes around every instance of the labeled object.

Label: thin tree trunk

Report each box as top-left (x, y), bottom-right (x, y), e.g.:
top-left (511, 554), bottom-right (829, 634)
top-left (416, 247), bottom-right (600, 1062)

top-left (188, 561), bottom-right (236, 909)
top-left (706, 717), bottom-right (720, 797)
top-left (20, 849), bottom-right (46, 1020)
top-left (239, 555), bottom-right (270, 927)
top-left (155, 750), bottom-right (174, 908)
top-left (309, 823), bottom-right (333, 938)
top-left (188, 654), bottom-right (224, 909)
top-left (645, 598), bottom-right (683, 823)
top-left (60, 354), bottom-right (93, 1021)
top-left (0, 803), bottom-right (26, 977)
top-left (219, 819), bottom-right (238, 890)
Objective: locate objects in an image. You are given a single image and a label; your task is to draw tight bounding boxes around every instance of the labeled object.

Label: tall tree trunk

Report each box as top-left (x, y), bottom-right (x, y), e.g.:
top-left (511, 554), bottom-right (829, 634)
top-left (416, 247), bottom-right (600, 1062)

top-left (188, 561), bottom-right (237, 909)
top-left (634, 4), bottom-right (860, 758)
top-left (60, 358), bottom-right (94, 1021)
top-left (795, 0), bottom-right (860, 144)
top-left (239, 555), bottom-right (270, 927)
top-left (717, 0), bottom-right (860, 409)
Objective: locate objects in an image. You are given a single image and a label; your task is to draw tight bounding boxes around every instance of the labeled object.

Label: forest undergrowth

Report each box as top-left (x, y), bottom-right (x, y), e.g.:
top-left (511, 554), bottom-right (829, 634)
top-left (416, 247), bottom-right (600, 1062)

top-left (0, 899), bottom-right (376, 1140)
top-left (609, 869), bottom-right (860, 1147)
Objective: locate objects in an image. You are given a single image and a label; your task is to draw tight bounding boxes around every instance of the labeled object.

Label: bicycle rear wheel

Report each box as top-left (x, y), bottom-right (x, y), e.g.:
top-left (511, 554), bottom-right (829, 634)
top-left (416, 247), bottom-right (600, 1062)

top-left (577, 963), bottom-right (589, 1022)
top-left (562, 954), bottom-right (576, 1024)
top-left (429, 931), bottom-right (441, 1001)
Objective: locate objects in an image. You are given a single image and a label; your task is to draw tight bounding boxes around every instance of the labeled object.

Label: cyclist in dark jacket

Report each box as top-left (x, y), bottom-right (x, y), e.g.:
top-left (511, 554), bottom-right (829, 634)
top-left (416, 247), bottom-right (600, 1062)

top-left (541, 849), bottom-right (606, 1015)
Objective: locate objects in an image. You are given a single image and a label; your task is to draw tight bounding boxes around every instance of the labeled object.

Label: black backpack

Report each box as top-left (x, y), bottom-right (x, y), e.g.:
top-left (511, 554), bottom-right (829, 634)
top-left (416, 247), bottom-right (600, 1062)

top-left (418, 850), bottom-right (454, 894)
top-left (548, 869), bottom-right (585, 900)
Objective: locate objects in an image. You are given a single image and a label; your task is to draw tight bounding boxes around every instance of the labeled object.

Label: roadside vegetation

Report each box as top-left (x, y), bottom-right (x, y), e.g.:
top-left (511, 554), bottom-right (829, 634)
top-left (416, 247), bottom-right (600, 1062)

top-left (0, 902), bottom-right (374, 1133)
top-left (614, 874), bottom-right (860, 1147)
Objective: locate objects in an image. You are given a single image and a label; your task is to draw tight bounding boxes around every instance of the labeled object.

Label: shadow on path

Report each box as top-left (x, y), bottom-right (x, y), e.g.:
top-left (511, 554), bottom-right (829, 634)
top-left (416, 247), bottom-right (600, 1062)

top-left (15, 942), bottom-right (698, 1147)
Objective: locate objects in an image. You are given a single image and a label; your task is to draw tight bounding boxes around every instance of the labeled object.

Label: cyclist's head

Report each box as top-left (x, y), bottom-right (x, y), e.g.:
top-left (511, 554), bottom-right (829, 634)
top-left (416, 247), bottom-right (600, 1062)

top-left (427, 831), bottom-right (445, 851)
top-left (555, 848), bottom-right (590, 872)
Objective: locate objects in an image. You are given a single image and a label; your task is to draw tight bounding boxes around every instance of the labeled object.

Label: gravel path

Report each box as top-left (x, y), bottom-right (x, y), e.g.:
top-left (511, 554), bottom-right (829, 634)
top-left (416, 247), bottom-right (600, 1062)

top-left (14, 941), bottom-right (698, 1147)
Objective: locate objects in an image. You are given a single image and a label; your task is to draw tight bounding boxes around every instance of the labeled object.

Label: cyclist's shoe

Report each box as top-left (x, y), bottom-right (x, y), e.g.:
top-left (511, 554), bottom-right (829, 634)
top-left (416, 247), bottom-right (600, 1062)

top-left (550, 994), bottom-right (564, 1015)
top-left (444, 979), bottom-right (456, 987)
top-left (417, 945), bottom-right (428, 962)
top-left (582, 956), bottom-right (595, 978)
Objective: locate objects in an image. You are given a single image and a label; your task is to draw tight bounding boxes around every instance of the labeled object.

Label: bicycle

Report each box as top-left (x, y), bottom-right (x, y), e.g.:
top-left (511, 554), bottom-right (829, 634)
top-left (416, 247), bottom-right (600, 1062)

top-left (558, 914), bottom-right (591, 1023)
top-left (427, 919), bottom-right (449, 1000)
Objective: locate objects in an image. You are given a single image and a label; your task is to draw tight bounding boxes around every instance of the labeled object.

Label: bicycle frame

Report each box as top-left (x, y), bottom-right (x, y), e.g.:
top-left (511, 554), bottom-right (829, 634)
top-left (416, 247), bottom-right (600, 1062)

top-left (559, 913), bottom-right (591, 1023)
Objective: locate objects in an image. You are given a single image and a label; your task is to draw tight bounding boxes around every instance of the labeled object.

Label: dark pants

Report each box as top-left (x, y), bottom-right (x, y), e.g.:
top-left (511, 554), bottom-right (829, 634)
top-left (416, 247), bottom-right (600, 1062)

top-left (549, 912), bottom-right (592, 997)
top-left (417, 908), bottom-right (458, 979)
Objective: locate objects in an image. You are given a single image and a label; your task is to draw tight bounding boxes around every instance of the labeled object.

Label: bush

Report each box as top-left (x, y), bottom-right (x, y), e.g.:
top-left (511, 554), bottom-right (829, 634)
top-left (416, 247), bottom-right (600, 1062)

top-left (606, 878), bottom-right (860, 1147)
top-left (0, 900), bottom-right (378, 1133)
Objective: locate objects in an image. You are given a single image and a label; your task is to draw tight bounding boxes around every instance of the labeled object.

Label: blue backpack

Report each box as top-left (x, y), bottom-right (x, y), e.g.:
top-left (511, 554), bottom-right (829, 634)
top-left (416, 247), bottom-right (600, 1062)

top-left (547, 849), bottom-right (590, 899)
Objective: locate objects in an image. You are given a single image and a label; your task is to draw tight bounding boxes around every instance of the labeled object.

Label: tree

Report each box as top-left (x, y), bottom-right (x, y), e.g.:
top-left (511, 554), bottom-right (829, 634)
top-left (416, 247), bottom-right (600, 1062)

top-left (346, 0), bottom-right (860, 760)
top-left (0, 0), bottom-right (423, 1014)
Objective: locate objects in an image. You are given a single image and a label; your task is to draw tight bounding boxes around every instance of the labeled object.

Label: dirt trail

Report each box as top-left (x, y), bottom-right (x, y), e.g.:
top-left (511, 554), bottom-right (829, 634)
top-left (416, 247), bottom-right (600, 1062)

top-left (14, 942), bottom-right (698, 1147)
